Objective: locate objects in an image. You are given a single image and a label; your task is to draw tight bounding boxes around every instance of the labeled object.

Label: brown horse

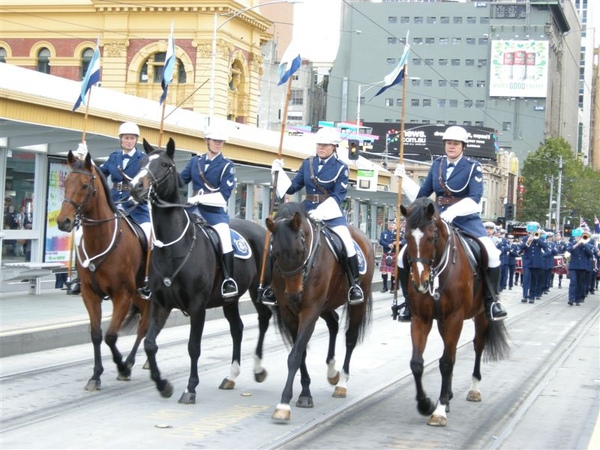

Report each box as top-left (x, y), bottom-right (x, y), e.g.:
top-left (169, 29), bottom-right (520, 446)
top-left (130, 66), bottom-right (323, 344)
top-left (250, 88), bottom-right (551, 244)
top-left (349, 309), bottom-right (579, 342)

top-left (400, 197), bottom-right (510, 426)
top-left (56, 151), bottom-right (151, 391)
top-left (265, 202), bottom-right (373, 423)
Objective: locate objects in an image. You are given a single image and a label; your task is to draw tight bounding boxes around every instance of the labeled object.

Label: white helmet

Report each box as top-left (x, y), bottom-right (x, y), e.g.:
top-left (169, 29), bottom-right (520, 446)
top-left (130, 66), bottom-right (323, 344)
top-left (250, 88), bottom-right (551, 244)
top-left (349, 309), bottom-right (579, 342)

top-left (315, 127), bottom-right (341, 145)
top-left (442, 126), bottom-right (469, 144)
top-left (119, 122), bottom-right (140, 136)
top-left (205, 125), bottom-right (228, 141)
top-left (484, 221), bottom-right (496, 229)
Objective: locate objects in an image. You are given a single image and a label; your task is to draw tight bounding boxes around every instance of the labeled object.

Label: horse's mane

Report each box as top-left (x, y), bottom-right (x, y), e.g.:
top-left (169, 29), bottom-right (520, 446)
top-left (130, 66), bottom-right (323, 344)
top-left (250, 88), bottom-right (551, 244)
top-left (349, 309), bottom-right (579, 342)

top-left (275, 201), bottom-right (307, 220)
top-left (72, 159), bottom-right (119, 213)
top-left (406, 197), bottom-right (437, 230)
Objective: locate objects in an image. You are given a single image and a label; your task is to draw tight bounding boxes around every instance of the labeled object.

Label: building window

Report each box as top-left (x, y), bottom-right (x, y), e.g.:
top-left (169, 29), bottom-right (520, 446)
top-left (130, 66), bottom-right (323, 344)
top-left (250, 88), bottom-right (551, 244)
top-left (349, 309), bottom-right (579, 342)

top-left (439, 59), bottom-right (448, 66)
top-left (447, 120), bottom-right (457, 125)
top-left (438, 80), bottom-right (447, 87)
top-left (80, 48), bottom-right (95, 79)
top-left (424, 79), bottom-right (432, 87)
top-left (389, 16), bottom-right (398, 23)
top-left (450, 80), bottom-right (459, 87)
top-left (0, 47), bottom-right (7, 63)
top-left (385, 98), bottom-right (394, 107)
top-left (140, 52), bottom-right (186, 84)
top-left (464, 100), bottom-right (473, 108)
top-left (424, 58), bottom-right (433, 66)
top-left (411, 99), bottom-right (420, 107)
top-left (396, 98), bottom-right (403, 107)
top-left (387, 58), bottom-right (396, 65)
top-left (37, 48), bottom-right (51, 74)
top-left (422, 119), bottom-right (431, 124)
top-left (413, 37), bottom-right (423, 45)
top-left (466, 59), bottom-right (475, 66)
top-left (477, 80), bottom-right (486, 88)
top-left (411, 78), bottom-right (421, 86)
top-left (478, 59), bottom-right (488, 66)
top-left (412, 58), bottom-right (422, 65)
top-left (480, 17), bottom-right (490, 24)
top-left (427, 16), bottom-right (436, 24)
top-left (439, 37), bottom-right (449, 45)
top-left (502, 122), bottom-right (512, 131)
top-left (414, 16), bottom-right (423, 24)
top-left (291, 89), bottom-right (303, 106)
top-left (465, 80), bottom-right (473, 87)
top-left (387, 37), bottom-right (397, 44)
top-left (463, 120), bottom-right (472, 126)
top-left (467, 17), bottom-right (477, 24)
top-left (423, 99), bottom-right (431, 107)
top-left (475, 121), bottom-right (484, 127)
top-left (449, 100), bottom-right (458, 108)
top-left (437, 99), bottom-right (446, 108)
top-left (466, 38), bottom-right (476, 45)
top-left (400, 16), bottom-right (409, 24)
top-left (425, 37), bottom-right (435, 45)
top-left (476, 100), bottom-right (485, 108)
top-left (440, 16), bottom-right (449, 24)
top-left (479, 37), bottom-right (489, 45)
top-left (453, 17), bottom-right (463, 24)
top-left (451, 59), bottom-right (460, 66)
top-left (452, 37), bottom-right (462, 45)
top-left (287, 113), bottom-right (302, 122)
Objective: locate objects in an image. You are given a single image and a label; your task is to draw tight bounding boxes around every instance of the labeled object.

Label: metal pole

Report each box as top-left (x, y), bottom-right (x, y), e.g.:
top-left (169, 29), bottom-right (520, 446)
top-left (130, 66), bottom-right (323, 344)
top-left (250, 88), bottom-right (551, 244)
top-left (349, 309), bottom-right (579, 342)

top-left (547, 175), bottom-right (554, 229)
top-left (356, 84), bottom-right (361, 133)
top-left (556, 155), bottom-right (563, 232)
top-left (209, 12), bottom-right (218, 122)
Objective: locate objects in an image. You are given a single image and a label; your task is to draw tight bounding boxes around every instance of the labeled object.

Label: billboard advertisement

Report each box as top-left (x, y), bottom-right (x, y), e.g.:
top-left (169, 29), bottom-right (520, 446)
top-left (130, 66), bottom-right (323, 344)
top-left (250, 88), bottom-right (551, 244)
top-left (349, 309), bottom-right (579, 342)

top-left (489, 40), bottom-right (549, 98)
top-left (365, 123), bottom-right (498, 162)
top-left (44, 157), bottom-right (73, 266)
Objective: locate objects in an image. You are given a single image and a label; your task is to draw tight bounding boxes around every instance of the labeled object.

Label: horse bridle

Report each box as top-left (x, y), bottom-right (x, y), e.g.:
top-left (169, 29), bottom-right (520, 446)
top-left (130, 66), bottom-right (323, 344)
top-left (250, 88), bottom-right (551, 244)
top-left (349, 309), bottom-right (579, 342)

top-left (62, 169), bottom-right (97, 220)
top-left (273, 217), bottom-right (320, 282)
top-left (141, 157), bottom-right (176, 204)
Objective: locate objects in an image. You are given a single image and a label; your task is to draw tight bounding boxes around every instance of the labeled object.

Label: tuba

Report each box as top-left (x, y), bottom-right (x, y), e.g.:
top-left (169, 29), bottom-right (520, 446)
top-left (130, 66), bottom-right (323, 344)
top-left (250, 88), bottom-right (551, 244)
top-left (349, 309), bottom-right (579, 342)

top-left (581, 231), bottom-right (591, 243)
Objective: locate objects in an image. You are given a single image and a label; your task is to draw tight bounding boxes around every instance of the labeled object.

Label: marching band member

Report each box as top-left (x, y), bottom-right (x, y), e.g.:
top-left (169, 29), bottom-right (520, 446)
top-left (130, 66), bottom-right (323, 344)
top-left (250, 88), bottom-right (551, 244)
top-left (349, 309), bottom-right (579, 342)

top-left (394, 125), bottom-right (507, 321)
top-left (519, 222), bottom-right (548, 303)
top-left (565, 228), bottom-right (593, 305)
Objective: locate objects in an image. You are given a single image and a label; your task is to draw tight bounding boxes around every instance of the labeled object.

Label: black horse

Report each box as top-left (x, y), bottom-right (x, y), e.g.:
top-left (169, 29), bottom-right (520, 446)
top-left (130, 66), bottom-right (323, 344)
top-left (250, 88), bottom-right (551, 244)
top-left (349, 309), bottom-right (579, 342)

top-left (129, 138), bottom-right (272, 404)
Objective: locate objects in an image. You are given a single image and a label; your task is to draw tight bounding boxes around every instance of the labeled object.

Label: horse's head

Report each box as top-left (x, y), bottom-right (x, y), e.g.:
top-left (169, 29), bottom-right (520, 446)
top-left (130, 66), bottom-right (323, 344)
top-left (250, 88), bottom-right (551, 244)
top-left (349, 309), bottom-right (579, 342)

top-left (400, 197), bottom-right (445, 294)
top-left (130, 138), bottom-right (180, 204)
top-left (57, 151), bottom-right (98, 232)
top-left (265, 203), bottom-right (311, 301)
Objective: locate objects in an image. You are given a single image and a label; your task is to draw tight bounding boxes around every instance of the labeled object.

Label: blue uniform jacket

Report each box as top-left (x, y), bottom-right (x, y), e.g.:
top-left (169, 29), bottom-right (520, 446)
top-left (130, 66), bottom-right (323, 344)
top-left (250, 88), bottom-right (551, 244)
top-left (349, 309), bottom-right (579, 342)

top-left (417, 156), bottom-right (486, 237)
top-left (179, 152), bottom-right (235, 225)
top-left (379, 229), bottom-right (398, 255)
top-left (543, 241), bottom-right (557, 270)
top-left (99, 148), bottom-right (150, 224)
top-left (566, 239), bottom-right (593, 271)
top-left (507, 243), bottom-right (520, 266)
top-left (496, 237), bottom-right (510, 265)
top-left (519, 236), bottom-right (548, 269)
top-left (286, 156), bottom-right (349, 227)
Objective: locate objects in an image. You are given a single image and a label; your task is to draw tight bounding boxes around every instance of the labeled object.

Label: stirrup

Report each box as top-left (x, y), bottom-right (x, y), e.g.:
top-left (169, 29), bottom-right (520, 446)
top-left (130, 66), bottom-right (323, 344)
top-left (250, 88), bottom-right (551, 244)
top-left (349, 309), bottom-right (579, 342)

top-left (260, 287), bottom-right (277, 306)
top-left (489, 301), bottom-right (507, 321)
top-left (221, 279), bottom-right (239, 299)
top-left (138, 285), bottom-right (151, 300)
top-left (348, 285), bottom-right (364, 305)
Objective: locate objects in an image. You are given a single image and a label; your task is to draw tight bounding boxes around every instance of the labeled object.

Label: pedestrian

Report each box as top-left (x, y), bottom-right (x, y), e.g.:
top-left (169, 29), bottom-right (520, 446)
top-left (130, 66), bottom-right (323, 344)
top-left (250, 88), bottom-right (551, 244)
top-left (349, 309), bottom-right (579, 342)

top-left (262, 127), bottom-right (364, 306)
top-left (181, 124), bottom-right (239, 300)
top-left (394, 125), bottom-right (507, 321)
top-left (519, 222), bottom-right (548, 303)
top-left (379, 219), bottom-right (398, 293)
top-left (565, 228), bottom-right (593, 305)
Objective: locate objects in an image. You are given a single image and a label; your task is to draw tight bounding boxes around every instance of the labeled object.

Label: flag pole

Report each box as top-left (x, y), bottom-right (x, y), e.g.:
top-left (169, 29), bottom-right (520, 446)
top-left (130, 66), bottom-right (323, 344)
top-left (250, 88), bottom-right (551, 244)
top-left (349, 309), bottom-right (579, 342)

top-left (392, 63), bottom-right (408, 306)
top-left (81, 88), bottom-right (93, 143)
top-left (158, 94), bottom-right (167, 148)
top-left (258, 76), bottom-right (293, 294)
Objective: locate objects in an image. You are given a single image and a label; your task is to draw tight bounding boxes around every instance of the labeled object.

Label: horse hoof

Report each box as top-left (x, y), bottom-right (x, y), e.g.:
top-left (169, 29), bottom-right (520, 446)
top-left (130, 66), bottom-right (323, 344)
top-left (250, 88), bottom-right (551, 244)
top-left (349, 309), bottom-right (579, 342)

top-left (219, 378), bottom-right (235, 390)
top-left (160, 382), bottom-right (174, 399)
top-left (84, 379), bottom-right (101, 391)
top-left (467, 390), bottom-right (482, 402)
top-left (254, 369), bottom-right (268, 383)
top-left (332, 386), bottom-right (347, 398)
top-left (178, 391), bottom-right (196, 404)
top-left (272, 408), bottom-right (291, 423)
top-left (327, 371), bottom-right (340, 386)
top-left (296, 396), bottom-right (314, 408)
top-left (116, 373), bottom-right (131, 382)
top-left (427, 414), bottom-right (447, 427)
top-left (143, 359), bottom-right (150, 370)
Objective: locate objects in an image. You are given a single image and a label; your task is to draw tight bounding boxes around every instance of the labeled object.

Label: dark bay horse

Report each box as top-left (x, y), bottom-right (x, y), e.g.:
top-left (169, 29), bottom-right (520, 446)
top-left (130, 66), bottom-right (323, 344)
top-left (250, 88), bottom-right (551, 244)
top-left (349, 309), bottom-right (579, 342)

top-left (265, 202), bottom-right (374, 423)
top-left (129, 138), bottom-right (272, 404)
top-left (400, 197), bottom-right (510, 426)
top-left (56, 152), bottom-right (151, 391)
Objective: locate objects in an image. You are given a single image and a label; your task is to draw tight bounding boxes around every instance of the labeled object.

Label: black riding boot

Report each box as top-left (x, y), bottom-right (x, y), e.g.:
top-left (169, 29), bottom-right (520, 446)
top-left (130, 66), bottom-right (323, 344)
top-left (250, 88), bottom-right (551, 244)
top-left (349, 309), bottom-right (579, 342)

top-left (398, 267), bottom-right (411, 322)
top-left (221, 251), bottom-right (239, 300)
top-left (66, 277), bottom-right (81, 295)
top-left (138, 277), bottom-right (151, 300)
top-left (390, 276), bottom-right (395, 292)
top-left (380, 274), bottom-right (388, 293)
top-left (347, 255), bottom-right (364, 305)
top-left (485, 266), bottom-right (507, 321)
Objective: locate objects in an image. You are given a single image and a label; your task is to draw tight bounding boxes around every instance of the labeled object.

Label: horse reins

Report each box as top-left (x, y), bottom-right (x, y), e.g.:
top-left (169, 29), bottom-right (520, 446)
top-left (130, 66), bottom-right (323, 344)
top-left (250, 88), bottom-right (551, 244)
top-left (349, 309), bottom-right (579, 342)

top-left (273, 216), bottom-right (320, 282)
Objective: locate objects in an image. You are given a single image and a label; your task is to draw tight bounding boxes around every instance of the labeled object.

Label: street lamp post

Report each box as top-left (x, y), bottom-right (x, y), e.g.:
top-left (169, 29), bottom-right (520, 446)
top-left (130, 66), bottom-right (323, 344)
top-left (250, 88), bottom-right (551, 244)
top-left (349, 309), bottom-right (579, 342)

top-left (209, 0), bottom-right (300, 123)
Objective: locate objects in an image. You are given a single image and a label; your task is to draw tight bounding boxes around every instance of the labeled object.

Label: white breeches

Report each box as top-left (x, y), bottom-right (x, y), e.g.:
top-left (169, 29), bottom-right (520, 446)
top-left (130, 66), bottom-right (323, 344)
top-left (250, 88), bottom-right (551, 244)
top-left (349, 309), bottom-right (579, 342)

top-left (398, 234), bottom-right (500, 268)
top-left (212, 222), bottom-right (233, 253)
top-left (331, 225), bottom-right (356, 257)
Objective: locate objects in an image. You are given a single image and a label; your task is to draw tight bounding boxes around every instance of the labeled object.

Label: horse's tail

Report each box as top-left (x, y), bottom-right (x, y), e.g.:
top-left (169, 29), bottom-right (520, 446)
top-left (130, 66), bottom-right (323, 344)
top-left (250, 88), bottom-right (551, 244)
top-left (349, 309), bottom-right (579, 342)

top-left (483, 319), bottom-right (510, 363)
top-left (272, 307), bottom-right (295, 348)
top-left (121, 303), bottom-right (142, 334)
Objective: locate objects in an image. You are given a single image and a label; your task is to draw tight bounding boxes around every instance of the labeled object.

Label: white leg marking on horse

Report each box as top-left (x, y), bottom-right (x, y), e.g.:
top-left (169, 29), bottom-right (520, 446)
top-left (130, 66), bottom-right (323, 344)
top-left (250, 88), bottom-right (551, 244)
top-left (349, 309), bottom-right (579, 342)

top-left (327, 359), bottom-right (337, 379)
top-left (336, 370), bottom-right (349, 389)
top-left (226, 361), bottom-right (241, 381)
top-left (433, 402), bottom-right (447, 419)
top-left (469, 376), bottom-right (480, 393)
top-left (275, 403), bottom-right (291, 412)
top-left (253, 355), bottom-right (264, 374)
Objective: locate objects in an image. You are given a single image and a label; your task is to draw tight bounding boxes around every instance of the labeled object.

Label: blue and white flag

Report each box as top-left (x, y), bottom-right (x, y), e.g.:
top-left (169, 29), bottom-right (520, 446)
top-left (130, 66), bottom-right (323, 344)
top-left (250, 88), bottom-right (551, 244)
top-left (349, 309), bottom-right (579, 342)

top-left (374, 32), bottom-right (411, 98)
top-left (160, 23), bottom-right (175, 105)
top-left (277, 43), bottom-right (301, 86)
top-left (72, 39), bottom-right (101, 112)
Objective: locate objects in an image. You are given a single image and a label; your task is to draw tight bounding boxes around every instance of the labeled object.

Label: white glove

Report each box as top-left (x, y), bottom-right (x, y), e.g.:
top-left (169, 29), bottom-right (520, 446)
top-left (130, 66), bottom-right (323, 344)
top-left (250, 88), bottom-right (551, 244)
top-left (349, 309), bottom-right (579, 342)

top-left (394, 164), bottom-right (406, 178)
top-left (271, 158), bottom-right (284, 173)
top-left (187, 191), bottom-right (204, 205)
top-left (440, 209), bottom-right (456, 223)
top-left (74, 142), bottom-right (88, 160)
top-left (308, 208), bottom-right (324, 222)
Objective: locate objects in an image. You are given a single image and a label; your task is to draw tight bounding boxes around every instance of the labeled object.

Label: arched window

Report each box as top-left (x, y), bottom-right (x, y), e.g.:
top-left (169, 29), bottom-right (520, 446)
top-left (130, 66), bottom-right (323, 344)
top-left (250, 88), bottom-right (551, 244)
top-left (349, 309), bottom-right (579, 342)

top-left (0, 48), bottom-right (6, 63)
top-left (37, 47), bottom-right (51, 74)
top-left (80, 48), bottom-right (94, 79)
top-left (139, 52), bottom-right (185, 84)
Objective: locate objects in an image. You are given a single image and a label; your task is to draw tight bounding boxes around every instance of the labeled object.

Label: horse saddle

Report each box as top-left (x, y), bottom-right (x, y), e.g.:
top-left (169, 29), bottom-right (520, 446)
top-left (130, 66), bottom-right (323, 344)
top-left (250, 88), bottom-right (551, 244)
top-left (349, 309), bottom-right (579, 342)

top-left (123, 217), bottom-right (149, 252)
top-left (199, 224), bottom-right (252, 260)
top-left (321, 227), bottom-right (367, 275)
top-left (455, 230), bottom-right (488, 275)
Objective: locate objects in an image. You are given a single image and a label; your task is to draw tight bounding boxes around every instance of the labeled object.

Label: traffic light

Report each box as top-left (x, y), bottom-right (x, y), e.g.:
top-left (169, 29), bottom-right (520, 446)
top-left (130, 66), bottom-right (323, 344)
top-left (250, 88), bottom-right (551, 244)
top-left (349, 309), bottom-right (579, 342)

top-left (348, 139), bottom-right (359, 160)
top-left (563, 224), bottom-right (572, 237)
top-left (504, 203), bottom-right (515, 221)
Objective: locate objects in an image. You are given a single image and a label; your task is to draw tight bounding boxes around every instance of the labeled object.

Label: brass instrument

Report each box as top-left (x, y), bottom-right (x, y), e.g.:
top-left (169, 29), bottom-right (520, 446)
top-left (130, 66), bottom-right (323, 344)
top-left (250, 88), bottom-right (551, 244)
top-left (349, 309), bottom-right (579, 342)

top-left (533, 231), bottom-right (541, 239)
top-left (581, 231), bottom-right (591, 243)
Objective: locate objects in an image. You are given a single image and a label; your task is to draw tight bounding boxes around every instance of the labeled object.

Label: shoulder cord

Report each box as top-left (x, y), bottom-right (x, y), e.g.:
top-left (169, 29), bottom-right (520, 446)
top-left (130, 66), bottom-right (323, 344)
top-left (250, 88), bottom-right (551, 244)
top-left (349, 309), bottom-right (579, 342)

top-left (308, 156), bottom-right (330, 196)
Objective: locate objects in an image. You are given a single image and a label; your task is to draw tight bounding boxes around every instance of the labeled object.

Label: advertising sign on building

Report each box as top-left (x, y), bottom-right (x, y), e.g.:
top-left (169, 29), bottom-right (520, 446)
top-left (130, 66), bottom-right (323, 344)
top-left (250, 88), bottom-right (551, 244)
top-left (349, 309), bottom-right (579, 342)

top-left (44, 158), bottom-right (72, 266)
top-left (489, 40), bottom-right (549, 98)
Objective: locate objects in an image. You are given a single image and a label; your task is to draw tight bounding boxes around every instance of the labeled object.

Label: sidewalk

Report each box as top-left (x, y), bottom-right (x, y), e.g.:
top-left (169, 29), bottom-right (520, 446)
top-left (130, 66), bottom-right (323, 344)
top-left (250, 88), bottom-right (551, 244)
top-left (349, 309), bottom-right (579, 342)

top-left (0, 276), bottom-right (385, 357)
